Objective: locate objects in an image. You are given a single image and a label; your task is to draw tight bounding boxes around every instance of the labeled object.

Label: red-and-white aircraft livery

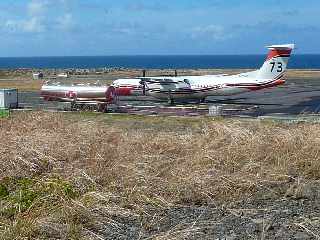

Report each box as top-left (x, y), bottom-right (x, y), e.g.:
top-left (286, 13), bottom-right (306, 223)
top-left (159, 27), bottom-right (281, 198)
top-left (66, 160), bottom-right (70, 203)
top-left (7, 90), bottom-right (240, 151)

top-left (113, 44), bottom-right (295, 103)
top-left (41, 44), bottom-right (294, 104)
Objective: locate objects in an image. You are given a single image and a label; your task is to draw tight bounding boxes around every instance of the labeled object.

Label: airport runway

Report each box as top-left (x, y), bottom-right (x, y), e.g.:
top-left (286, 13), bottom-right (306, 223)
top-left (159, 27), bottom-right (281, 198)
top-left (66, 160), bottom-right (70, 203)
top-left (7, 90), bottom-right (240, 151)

top-left (18, 78), bottom-right (320, 118)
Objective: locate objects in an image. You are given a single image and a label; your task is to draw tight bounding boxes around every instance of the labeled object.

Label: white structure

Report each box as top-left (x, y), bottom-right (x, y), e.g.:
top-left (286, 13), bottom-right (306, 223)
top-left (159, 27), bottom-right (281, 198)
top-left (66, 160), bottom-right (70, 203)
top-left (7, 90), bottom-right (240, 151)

top-left (33, 72), bottom-right (44, 80)
top-left (209, 105), bottom-right (223, 116)
top-left (0, 89), bottom-right (18, 109)
top-left (57, 73), bottom-right (69, 78)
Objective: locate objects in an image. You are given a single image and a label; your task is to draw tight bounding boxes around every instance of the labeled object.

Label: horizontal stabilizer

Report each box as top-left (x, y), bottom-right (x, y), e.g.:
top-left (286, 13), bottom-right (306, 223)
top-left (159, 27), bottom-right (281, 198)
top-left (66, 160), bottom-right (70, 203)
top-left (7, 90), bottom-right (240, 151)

top-left (266, 44), bottom-right (295, 50)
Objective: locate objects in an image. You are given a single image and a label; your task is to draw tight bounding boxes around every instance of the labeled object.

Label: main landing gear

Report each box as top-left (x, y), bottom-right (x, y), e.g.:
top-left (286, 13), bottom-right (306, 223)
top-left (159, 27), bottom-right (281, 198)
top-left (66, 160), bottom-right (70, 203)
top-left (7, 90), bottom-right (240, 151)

top-left (168, 98), bottom-right (175, 105)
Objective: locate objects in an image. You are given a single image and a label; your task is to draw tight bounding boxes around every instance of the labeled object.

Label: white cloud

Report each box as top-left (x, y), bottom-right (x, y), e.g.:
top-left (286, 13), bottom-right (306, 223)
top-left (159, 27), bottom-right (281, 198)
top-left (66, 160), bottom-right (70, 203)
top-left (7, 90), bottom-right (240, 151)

top-left (56, 13), bottom-right (74, 31)
top-left (2, 0), bottom-right (76, 34)
top-left (3, 0), bottom-right (47, 33)
top-left (23, 17), bottom-right (45, 32)
top-left (4, 17), bottom-right (45, 33)
top-left (4, 20), bottom-right (19, 32)
top-left (28, 0), bottom-right (48, 16)
top-left (191, 25), bottom-right (232, 40)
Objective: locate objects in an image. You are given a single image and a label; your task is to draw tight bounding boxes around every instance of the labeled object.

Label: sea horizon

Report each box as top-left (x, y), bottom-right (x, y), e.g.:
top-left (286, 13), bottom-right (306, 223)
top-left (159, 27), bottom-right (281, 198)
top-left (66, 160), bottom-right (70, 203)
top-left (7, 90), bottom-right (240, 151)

top-left (0, 54), bottom-right (319, 70)
top-left (1, 53), bottom-right (320, 58)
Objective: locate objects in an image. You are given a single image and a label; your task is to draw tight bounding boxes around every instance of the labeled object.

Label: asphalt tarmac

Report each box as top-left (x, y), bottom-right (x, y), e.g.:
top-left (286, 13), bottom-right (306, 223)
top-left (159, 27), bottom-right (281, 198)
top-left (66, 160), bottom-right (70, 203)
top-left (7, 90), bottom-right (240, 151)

top-left (17, 78), bottom-right (320, 118)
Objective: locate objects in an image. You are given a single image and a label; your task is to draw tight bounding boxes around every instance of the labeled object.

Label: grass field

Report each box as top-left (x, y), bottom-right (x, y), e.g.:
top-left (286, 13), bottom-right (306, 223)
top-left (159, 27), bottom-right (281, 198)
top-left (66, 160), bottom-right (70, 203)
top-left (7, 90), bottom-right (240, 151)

top-left (1, 112), bottom-right (320, 239)
top-left (0, 79), bottom-right (42, 91)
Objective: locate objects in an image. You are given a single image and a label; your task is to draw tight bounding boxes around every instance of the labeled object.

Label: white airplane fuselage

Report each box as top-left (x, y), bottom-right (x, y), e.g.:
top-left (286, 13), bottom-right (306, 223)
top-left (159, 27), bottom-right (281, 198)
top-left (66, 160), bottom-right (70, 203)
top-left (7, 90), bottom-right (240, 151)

top-left (112, 44), bottom-right (294, 102)
top-left (142, 73), bottom-right (285, 100)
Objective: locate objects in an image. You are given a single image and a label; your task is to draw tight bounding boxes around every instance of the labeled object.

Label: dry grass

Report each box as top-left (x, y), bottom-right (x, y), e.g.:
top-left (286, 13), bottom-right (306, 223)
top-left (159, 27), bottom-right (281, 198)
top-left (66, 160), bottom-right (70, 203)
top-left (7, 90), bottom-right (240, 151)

top-left (1, 112), bottom-right (320, 239)
top-left (0, 79), bottom-right (42, 91)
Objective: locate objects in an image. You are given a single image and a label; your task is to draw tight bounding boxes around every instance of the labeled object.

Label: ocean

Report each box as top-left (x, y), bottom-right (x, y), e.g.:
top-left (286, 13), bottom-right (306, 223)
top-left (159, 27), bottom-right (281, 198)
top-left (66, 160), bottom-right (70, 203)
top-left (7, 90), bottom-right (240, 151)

top-left (0, 54), bottom-right (319, 69)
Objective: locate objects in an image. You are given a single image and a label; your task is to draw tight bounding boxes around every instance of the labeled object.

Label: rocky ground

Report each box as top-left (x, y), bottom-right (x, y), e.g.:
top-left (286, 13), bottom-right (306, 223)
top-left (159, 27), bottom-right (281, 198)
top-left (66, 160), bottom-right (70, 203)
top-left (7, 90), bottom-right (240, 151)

top-left (73, 195), bottom-right (320, 239)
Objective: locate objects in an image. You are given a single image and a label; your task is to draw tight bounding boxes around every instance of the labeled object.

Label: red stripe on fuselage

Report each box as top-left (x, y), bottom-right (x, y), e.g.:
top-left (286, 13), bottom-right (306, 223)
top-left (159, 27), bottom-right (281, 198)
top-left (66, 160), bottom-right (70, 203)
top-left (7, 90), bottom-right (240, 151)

top-left (244, 79), bottom-right (285, 90)
top-left (226, 79), bottom-right (285, 90)
top-left (267, 49), bottom-right (292, 61)
top-left (115, 87), bottom-right (133, 96)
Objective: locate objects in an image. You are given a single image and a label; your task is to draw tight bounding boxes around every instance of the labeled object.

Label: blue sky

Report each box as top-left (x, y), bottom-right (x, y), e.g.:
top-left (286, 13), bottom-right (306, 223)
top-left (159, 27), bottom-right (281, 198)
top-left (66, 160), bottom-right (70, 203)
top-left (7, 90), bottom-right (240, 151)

top-left (0, 0), bottom-right (319, 56)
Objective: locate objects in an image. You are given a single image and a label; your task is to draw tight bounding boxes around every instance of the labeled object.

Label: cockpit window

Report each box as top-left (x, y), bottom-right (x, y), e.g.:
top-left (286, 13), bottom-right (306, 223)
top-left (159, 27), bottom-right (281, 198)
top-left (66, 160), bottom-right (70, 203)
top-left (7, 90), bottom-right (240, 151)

top-left (184, 79), bottom-right (191, 85)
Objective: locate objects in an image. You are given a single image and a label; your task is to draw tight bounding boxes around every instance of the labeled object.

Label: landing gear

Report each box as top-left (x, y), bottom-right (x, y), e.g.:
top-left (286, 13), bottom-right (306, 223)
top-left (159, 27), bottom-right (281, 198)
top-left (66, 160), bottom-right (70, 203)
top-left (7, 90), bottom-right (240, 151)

top-left (70, 101), bottom-right (76, 111)
top-left (200, 98), bottom-right (206, 103)
top-left (168, 91), bottom-right (175, 105)
top-left (141, 81), bottom-right (147, 96)
top-left (97, 103), bottom-right (108, 113)
top-left (168, 98), bottom-right (175, 105)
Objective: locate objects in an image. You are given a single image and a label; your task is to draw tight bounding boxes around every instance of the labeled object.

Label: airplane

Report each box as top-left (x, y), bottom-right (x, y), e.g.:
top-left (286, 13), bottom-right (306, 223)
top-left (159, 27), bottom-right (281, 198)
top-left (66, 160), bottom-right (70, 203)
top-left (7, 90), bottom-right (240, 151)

top-left (112, 44), bottom-right (295, 104)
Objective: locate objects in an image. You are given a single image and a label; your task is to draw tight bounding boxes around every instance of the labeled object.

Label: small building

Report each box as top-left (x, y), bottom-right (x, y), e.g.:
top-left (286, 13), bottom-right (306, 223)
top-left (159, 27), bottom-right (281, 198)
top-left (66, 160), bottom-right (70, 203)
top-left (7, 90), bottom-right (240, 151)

top-left (33, 72), bottom-right (44, 80)
top-left (57, 73), bottom-right (69, 78)
top-left (0, 89), bottom-right (18, 109)
top-left (208, 105), bottom-right (222, 116)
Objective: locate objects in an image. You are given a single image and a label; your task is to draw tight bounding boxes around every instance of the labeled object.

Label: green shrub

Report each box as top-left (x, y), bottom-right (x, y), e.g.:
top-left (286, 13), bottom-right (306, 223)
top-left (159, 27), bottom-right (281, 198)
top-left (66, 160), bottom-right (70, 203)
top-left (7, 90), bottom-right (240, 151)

top-left (0, 183), bottom-right (9, 198)
top-left (0, 109), bottom-right (10, 118)
top-left (0, 177), bottom-right (78, 218)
